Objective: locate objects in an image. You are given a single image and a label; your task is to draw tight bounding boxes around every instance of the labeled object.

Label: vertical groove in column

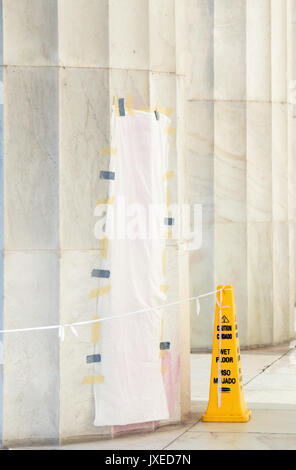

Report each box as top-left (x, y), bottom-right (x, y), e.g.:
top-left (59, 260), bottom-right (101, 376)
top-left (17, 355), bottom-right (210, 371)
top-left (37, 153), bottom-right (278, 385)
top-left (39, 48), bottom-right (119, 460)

top-left (0, 0), bottom-right (3, 447)
top-left (174, 0), bottom-right (191, 419)
top-left (271, 0), bottom-right (290, 344)
top-left (214, 0), bottom-right (247, 346)
top-left (246, 0), bottom-right (273, 346)
top-left (286, 0), bottom-right (296, 339)
top-left (185, 0), bottom-right (215, 351)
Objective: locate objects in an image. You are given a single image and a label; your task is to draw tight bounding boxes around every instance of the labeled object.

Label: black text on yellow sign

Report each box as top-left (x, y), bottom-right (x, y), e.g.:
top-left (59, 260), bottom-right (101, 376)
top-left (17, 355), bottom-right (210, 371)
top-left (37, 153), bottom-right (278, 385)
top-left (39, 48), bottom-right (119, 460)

top-left (202, 285), bottom-right (251, 422)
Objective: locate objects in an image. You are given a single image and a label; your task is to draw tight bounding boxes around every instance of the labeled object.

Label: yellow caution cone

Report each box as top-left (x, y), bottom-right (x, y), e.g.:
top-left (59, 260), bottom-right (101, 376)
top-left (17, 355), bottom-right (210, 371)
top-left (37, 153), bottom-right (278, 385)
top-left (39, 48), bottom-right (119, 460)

top-left (202, 285), bottom-right (251, 422)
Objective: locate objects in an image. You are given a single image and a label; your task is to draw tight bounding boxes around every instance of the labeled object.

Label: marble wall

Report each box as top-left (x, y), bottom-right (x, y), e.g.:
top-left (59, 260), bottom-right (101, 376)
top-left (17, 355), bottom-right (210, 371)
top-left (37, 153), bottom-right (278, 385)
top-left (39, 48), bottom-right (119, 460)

top-left (187, 0), bottom-right (296, 350)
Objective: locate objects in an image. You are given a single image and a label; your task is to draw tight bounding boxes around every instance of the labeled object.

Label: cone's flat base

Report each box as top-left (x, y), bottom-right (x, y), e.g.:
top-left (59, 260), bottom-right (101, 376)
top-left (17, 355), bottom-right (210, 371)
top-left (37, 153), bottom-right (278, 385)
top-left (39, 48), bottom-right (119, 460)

top-left (202, 409), bottom-right (252, 423)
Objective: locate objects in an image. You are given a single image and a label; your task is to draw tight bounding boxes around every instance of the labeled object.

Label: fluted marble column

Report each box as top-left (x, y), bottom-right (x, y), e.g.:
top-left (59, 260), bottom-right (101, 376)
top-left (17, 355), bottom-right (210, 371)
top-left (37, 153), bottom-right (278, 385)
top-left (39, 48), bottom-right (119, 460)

top-left (187, 0), bottom-right (296, 350)
top-left (0, 0), bottom-right (188, 447)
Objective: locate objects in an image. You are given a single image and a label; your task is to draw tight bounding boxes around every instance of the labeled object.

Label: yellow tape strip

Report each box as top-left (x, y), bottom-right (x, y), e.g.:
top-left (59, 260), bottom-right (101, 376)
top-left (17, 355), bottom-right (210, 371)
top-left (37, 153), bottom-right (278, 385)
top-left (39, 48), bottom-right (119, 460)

top-left (163, 230), bottom-right (172, 240)
top-left (91, 315), bottom-right (100, 344)
top-left (113, 97), bottom-right (120, 116)
top-left (160, 350), bottom-right (169, 359)
top-left (157, 106), bottom-right (174, 117)
top-left (164, 126), bottom-right (176, 135)
top-left (90, 284), bottom-right (111, 299)
top-left (166, 189), bottom-right (170, 208)
top-left (82, 375), bottom-right (105, 385)
top-left (126, 93), bottom-right (134, 116)
top-left (163, 170), bottom-right (174, 181)
top-left (99, 237), bottom-right (108, 259)
top-left (160, 284), bottom-right (170, 293)
top-left (100, 147), bottom-right (118, 156)
top-left (138, 105), bottom-right (154, 113)
top-left (161, 364), bottom-right (168, 374)
top-left (96, 196), bottom-right (115, 206)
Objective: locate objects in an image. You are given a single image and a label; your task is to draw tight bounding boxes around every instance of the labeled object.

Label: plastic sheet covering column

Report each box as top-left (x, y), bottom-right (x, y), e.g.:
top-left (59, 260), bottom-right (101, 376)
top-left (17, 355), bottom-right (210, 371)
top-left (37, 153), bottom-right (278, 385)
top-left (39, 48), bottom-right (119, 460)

top-left (93, 108), bottom-right (170, 426)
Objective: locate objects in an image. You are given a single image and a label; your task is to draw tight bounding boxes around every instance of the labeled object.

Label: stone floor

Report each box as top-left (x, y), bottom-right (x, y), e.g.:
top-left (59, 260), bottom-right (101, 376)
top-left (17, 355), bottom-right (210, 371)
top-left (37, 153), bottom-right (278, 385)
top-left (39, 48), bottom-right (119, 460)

top-left (12, 341), bottom-right (296, 450)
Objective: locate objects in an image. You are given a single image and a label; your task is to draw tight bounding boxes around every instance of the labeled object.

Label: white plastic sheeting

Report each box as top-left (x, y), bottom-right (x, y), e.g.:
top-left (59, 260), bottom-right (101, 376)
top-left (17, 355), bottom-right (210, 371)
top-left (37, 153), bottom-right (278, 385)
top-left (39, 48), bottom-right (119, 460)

top-left (93, 108), bottom-right (170, 426)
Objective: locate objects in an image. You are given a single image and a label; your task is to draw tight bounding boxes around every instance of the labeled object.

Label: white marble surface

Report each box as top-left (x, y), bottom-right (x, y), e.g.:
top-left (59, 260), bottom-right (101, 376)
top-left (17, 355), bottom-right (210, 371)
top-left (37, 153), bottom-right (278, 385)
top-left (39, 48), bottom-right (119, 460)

top-left (58, 0), bottom-right (109, 68)
top-left (2, 252), bottom-right (59, 446)
top-left (273, 222), bottom-right (290, 344)
top-left (110, 69), bottom-right (149, 110)
top-left (247, 102), bottom-right (272, 222)
top-left (4, 67), bottom-right (58, 250)
top-left (3, 0), bottom-right (58, 66)
top-left (185, 89), bottom-right (215, 351)
top-left (271, 0), bottom-right (287, 103)
top-left (214, 102), bottom-right (246, 224)
top-left (175, 0), bottom-right (186, 76)
top-left (287, 106), bottom-right (296, 221)
top-left (186, 0), bottom-right (295, 352)
top-left (272, 103), bottom-right (288, 221)
top-left (189, 226), bottom-right (215, 351)
top-left (186, 100), bottom-right (214, 210)
top-left (246, 0), bottom-right (271, 102)
top-left (109, 0), bottom-right (149, 70)
top-left (214, 0), bottom-right (246, 101)
top-left (185, 0), bottom-right (214, 100)
top-left (149, 0), bottom-right (176, 73)
top-left (149, 71), bottom-right (178, 201)
top-left (288, 222), bottom-right (295, 338)
top-left (214, 222), bottom-right (248, 346)
top-left (59, 67), bottom-right (109, 250)
top-left (247, 222), bottom-right (273, 345)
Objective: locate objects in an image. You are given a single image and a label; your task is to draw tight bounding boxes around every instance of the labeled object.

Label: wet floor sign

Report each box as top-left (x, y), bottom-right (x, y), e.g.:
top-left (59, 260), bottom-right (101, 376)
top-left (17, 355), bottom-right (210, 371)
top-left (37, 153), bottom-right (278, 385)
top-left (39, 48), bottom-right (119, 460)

top-left (202, 285), bottom-right (251, 422)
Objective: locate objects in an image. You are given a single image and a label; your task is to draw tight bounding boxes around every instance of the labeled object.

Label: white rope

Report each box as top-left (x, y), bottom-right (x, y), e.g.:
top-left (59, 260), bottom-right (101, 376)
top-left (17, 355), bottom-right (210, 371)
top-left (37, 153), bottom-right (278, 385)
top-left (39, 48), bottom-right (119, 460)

top-left (0, 287), bottom-right (231, 336)
top-left (0, 285), bottom-right (233, 408)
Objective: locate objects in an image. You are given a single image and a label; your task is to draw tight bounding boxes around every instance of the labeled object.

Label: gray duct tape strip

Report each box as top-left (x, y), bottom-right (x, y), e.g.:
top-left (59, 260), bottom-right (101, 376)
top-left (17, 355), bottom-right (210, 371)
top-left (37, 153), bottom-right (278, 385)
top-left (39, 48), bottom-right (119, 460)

top-left (118, 98), bottom-right (125, 116)
top-left (86, 354), bottom-right (102, 364)
top-left (160, 341), bottom-right (170, 350)
top-left (100, 171), bottom-right (115, 180)
top-left (164, 217), bottom-right (174, 226)
top-left (91, 269), bottom-right (110, 279)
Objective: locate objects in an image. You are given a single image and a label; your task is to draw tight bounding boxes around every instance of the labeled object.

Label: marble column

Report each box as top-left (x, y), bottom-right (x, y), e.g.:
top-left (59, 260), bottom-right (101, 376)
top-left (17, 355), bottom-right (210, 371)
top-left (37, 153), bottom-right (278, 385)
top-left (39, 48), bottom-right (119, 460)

top-left (59, 0), bottom-right (188, 443)
top-left (187, 0), bottom-right (296, 350)
top-left (1, 0), bottom-right (188, 446)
